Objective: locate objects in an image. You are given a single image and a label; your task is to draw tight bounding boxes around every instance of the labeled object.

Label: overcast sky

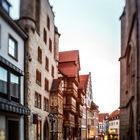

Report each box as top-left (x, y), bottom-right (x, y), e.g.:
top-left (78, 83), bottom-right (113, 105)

top-left (9, 0), bottom-right (125, 113)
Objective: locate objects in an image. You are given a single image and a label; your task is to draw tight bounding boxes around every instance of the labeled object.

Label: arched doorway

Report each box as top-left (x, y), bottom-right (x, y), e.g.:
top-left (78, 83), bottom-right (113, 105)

top-left (44, 119), bottom-right (49, 140)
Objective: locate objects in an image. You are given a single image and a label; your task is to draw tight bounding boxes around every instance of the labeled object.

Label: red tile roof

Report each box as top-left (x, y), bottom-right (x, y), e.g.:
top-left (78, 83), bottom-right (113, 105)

top-left (109, 109), bottom-right (120, 120)
top-left (79, 75), bottom-right (89, 90)
top-left (59, 64), bottom-right (78, 77)
top-left (59, 50), bottom-right (79, 63)
top-left (99, 113), bottom-right (109, 122)
top-left (58, 50), bottom-right (80, 77)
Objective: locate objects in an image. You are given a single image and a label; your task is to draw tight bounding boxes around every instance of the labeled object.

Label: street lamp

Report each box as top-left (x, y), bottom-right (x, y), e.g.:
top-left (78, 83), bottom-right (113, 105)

top-left (48, 113), bottom-right (56, 140)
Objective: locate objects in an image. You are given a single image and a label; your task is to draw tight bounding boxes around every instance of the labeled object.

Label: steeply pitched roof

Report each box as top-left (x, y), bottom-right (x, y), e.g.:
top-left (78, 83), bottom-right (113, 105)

top-left (59, 64), bottom-right (77, 77)
top-left (59, 50), bottom-right (79, 63)
top-left (109, 109), bottom-right (120, 120)
top-left (79, 74), bottom-right (89, 90)
top-left (58, 50), bottom-right (80, 77)
top-left (99, 113), bottom-right (109, 122)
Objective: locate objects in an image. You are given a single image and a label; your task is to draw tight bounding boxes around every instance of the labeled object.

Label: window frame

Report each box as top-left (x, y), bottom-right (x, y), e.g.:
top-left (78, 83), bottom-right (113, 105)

top-left (47, 15), bottom-right (50, 30)
top-left (37, 46), bottom-right (42, 63)
top-left (45, 56), bottom-right (49, 71)
top-left (35, 91), bottom-right (42, 109)
top-left (44, 97), bottom-right (49, 112)
top-left (0, 66), bottom-right (20, 102)
top-left (44, 78), bottom-right (49, 92)
top-left (36, 69), bottom-right (41, 86)
top-left (43, 28), bottom-right (47, 44)
top-left (8, 35), bottom-right (18, 61)
top-left (49, 38), bottom-right (52, 52)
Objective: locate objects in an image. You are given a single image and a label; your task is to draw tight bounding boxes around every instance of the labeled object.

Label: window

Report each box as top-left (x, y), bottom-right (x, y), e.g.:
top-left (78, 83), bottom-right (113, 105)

top-left (44, 98), bottom-right (49, 112)
top-left (35, 92), bottom-right (41, 109)
top-left (8, 36), bottom-right (18, 60)
top-left (35, 0), bottom-right (40, 33)
top-left (10, 73), bottom-right (19, 100)
top-left (49, 38), bottom-right (52, 52)
top-left (43, 28), bottom-right (47, 44)
top-left (45, 56), bottom-right (49, 71)
top-left (51, 65), bottom-right (54, 77)
top-left (44, 78), bottom-right (49, 92)
top-left (0, 67), bottom-right (7, 94)
top-left (34, 119), bottom-right (42, 140)
top-left (0, 25), bottom-right (1, 48)
top-left (38, 47), bottom-right (42, 63)
top-left (36, 70), bottom-right (41, 86)
top-left (47, 16), bottom-right (50, 30)
top-left (0, 66), bottom-right (20, 102)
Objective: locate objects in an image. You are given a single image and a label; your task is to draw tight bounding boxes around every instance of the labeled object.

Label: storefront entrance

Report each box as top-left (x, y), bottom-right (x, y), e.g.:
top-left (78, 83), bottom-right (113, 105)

top-left (8, 120), bottom-right (19, 140)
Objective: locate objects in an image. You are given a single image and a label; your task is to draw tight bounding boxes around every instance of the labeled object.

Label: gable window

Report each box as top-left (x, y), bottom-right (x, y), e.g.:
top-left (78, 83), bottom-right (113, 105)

top-left (8, 36), bottom-right (18, 60)
top-left (44, 98), bottom-right (49, 112)
top-left (45, 78), bottom-right (49, 91)
top-left (43, 28), bottom-right (47, 44)
top-left (49, 38), bottom-right (52, 52)
top-left (38, 47), bottom-right (42, 63)
top-left (45, 56), bottom-right (49, 71)
top-left (35, 92), bottom-right (41, 109)
top-left (36, 70), bottom-right (41, 86)
top-left (47, 16), bottom-right (50, 30)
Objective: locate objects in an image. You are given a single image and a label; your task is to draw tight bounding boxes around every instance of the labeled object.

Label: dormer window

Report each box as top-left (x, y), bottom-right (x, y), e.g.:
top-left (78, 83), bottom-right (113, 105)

top-left (0, 0), bottom-right (11, 14)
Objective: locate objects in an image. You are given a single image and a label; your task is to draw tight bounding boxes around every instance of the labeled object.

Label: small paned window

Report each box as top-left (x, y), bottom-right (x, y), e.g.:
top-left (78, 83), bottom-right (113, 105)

top-left (38, 47), bottom-right (42, 63)
top-left (43, 28), bottom-right (47, 44)
top-left (35, 92), bottom-right (41, 109)
top-left (49, 38), bottom-right (52, 52)
top-left (10, 73), bottom-right (19, 99)
top-left (44, 98), bottom-right (49, 112)
top-left (45, 56), bottom-right (49, 71)
top-left (8, 36), bottom-right (18, 60)
top-left (0, 67), bottom-right (7, 94)
top-left (36, 70), bottom-right (41, 86)
top-left (45, 78), bottom-right (49, 91)
top-left (47, 16), bottom-right (50, 30)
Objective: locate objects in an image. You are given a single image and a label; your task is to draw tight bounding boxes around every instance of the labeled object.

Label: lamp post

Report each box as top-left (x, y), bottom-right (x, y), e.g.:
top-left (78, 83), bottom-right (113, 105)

top-left (48, 113), bottom-right (56, 140)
